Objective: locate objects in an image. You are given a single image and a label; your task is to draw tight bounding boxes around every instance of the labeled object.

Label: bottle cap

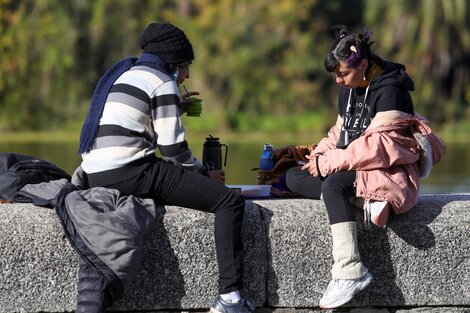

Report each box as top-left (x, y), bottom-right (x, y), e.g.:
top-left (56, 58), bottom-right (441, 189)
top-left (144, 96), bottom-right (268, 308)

top-left (263, 143), bottom-right (273, 151)
top-left (206, 134), bottom-right (219, 141)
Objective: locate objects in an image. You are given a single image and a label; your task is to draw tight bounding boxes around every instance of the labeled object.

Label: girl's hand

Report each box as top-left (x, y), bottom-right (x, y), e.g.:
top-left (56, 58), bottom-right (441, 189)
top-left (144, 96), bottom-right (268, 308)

top-left (301, 155), bottom-right (320, 177)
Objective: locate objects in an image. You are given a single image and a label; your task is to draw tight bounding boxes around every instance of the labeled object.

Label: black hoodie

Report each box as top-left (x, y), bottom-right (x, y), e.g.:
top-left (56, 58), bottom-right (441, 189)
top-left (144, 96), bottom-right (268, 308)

top-left (336, 60), bottom-right (415, 149)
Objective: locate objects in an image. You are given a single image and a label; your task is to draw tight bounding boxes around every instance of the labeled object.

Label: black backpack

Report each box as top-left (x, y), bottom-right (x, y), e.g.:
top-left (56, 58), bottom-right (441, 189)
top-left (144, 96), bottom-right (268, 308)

top-left (0, 152), bottom-right (71, 201)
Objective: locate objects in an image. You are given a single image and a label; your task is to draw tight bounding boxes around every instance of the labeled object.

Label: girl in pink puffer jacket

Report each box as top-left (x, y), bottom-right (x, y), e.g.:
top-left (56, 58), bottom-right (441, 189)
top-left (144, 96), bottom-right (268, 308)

top-left (285, 25), bottom-right (445, 309)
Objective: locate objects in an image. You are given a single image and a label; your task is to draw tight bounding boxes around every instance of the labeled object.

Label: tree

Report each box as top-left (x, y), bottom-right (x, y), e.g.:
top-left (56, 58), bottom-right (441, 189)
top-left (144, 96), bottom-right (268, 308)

top-left (363, 0), bottom-right (470, 123)
top-left (0, 0), bottom-right (78, 130)
top-left (0, 0), bottom-right (468, 132)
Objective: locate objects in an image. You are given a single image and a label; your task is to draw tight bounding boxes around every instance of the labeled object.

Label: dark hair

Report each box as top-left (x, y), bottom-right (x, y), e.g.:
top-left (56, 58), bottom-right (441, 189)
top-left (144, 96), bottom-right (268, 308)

top-left (324, 25), bottom-right (376, 72)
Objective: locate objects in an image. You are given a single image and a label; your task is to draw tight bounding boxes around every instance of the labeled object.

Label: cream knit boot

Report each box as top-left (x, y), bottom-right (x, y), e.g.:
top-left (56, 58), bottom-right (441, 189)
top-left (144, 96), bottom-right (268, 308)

top-left (330, 221), bottom-right (368, 279)
top-left (319, 222), bottom-right (372, 309)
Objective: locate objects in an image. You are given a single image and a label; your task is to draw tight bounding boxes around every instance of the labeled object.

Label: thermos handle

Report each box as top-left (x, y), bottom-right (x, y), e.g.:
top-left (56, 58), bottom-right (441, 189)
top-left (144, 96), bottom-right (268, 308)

top-left (221, 144), bottom-right (228, 167)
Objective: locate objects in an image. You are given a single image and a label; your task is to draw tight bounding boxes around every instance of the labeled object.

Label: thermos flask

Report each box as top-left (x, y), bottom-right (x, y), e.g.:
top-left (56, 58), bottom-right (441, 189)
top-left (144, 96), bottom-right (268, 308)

top-left (202, 135), bottom-right (228, 170)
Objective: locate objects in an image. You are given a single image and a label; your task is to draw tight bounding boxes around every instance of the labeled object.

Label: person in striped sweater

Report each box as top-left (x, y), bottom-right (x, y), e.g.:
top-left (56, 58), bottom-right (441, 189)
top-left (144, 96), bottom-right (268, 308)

top-left (77, 22), bottom-right (254, 313)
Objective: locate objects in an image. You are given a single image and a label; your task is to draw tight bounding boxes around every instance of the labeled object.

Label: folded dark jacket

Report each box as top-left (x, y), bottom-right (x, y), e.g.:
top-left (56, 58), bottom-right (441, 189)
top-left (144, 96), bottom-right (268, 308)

top-left (15, 178), bottom-right (159, 303)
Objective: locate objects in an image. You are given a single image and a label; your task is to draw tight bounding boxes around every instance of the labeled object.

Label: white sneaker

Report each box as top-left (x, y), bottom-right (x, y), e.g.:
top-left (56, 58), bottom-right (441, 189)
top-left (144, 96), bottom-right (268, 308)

top-left (319, 272), bottom-right (373, 309)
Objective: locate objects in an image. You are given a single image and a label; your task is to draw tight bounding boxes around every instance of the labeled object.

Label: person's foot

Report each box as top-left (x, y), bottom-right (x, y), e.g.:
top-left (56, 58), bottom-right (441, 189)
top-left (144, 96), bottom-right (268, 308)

top-left (319, 272), bottom-right (373, 309)
top-left (210, 295), bottom-right (255, 313)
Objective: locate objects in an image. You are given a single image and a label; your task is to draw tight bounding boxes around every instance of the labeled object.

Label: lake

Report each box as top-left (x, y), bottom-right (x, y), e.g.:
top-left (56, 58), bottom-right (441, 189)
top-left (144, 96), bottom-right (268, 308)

top-left (0, 137), bottom-right (468, 194)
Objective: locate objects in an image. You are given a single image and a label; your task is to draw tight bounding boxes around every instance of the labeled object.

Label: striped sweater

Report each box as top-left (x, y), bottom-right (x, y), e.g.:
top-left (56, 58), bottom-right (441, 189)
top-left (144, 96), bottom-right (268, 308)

top-left (81, 64), bottom-right (202, 177)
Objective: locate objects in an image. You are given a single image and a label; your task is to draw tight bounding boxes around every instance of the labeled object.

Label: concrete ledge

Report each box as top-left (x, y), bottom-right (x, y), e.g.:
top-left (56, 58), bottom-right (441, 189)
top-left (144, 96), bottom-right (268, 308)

top-left (256, 195), bottom-right (470, 308)
top-left (0, 194), bottom-right (469, 312)
top-left (116, 200), bottom-right (267, 311)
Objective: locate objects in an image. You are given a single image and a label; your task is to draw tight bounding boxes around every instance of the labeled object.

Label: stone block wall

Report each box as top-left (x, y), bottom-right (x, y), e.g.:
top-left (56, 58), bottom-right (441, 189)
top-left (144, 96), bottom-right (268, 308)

top-left (0, 194), bottom-right (469, 312)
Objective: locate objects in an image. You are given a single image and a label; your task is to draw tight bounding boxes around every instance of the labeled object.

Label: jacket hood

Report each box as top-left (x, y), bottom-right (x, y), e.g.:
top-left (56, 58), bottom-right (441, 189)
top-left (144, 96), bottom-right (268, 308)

top-left (370, 61), bottom-right (415, 92)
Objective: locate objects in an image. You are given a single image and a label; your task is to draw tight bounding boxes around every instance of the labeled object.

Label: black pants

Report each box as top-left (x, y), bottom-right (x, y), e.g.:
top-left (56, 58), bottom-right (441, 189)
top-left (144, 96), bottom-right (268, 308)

top-left (89, 158), bottom-right (245, 294)
top-left (286, 167), bottom-right (357, 224)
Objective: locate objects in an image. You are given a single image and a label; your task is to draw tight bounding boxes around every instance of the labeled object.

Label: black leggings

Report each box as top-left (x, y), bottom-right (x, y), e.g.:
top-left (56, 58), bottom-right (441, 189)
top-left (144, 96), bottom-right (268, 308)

top-left (89, 158), bottom-right (245, 294)
top-left (286, 166), bottom-right (357, 224)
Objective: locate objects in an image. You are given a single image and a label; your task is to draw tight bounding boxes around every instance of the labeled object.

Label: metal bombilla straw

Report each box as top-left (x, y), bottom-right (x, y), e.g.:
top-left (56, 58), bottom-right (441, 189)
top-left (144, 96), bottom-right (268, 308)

top-left (183, 85), bottom-right (191, 97)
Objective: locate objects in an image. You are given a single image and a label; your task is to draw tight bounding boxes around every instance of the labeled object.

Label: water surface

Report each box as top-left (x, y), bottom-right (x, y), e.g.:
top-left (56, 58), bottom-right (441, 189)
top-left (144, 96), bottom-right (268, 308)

top-left (0, 140), bottom-right (467, 194)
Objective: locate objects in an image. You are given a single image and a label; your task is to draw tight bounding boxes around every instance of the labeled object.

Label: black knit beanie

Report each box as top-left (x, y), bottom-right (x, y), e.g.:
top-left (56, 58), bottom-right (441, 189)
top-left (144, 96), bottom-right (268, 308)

top-left (139, 22), bottom-right (194, 64)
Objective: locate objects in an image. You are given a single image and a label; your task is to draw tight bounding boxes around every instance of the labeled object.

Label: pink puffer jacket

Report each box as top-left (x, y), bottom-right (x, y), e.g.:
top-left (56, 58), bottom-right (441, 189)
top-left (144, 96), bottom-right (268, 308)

top-left (314, 112), bottom-right (445, 226)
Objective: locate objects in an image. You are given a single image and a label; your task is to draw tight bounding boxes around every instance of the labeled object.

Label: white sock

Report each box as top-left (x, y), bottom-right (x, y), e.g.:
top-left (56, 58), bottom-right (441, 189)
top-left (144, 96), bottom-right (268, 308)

top-left (330, 221), bottom-right (368, 279)
top-left (220, 290), bottom-right (241, 303)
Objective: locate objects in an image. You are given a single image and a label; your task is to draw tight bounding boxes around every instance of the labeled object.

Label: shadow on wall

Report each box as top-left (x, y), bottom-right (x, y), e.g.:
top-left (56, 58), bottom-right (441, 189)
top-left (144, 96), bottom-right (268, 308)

top-left (261, 208), bottom-right (279, 305)
top-left (353, 194), bottom-right (453, 306)
top-left (240, 200), bottom-right (274, 306)
top-left (388, 193), bottom-right (470, 249)
top-left (355, 223), bottom-right (406, 306)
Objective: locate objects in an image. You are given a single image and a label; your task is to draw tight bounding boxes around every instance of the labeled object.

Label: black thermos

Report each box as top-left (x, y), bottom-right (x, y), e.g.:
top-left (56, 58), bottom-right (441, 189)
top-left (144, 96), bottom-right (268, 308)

top-left (202, 135), bottom-right (228, 170)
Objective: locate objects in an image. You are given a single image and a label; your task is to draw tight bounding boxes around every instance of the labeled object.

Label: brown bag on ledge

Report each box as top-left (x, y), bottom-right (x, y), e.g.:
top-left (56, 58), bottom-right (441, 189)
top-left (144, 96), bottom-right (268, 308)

top-left (256, 144), bottom-right (317, 197)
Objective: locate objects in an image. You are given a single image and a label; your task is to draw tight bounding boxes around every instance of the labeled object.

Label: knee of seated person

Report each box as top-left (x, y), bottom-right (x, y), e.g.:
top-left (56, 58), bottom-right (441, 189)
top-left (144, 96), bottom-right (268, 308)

top-left (320, 176), bottom-right (337, 199)
top-left (321, 174), bottom-right (353, 204)
top-left (285, 167), bottom-right (301, 191)
top-left (234, 192), bottom-right (245, 209)
top-left (227, 189), bottom-right (245, 210)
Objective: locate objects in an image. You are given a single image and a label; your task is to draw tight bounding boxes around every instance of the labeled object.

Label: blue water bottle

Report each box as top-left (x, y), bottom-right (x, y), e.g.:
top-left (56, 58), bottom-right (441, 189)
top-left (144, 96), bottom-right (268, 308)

top-left (259, 143), bottom-right (274, 170)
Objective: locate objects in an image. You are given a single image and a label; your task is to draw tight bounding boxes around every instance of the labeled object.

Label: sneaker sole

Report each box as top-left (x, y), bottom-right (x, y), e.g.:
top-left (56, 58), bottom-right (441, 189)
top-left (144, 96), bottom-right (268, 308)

top-left (319, 272), bottom-right (373, 309)
top-left (210, 308), bottom-right (223, 313)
